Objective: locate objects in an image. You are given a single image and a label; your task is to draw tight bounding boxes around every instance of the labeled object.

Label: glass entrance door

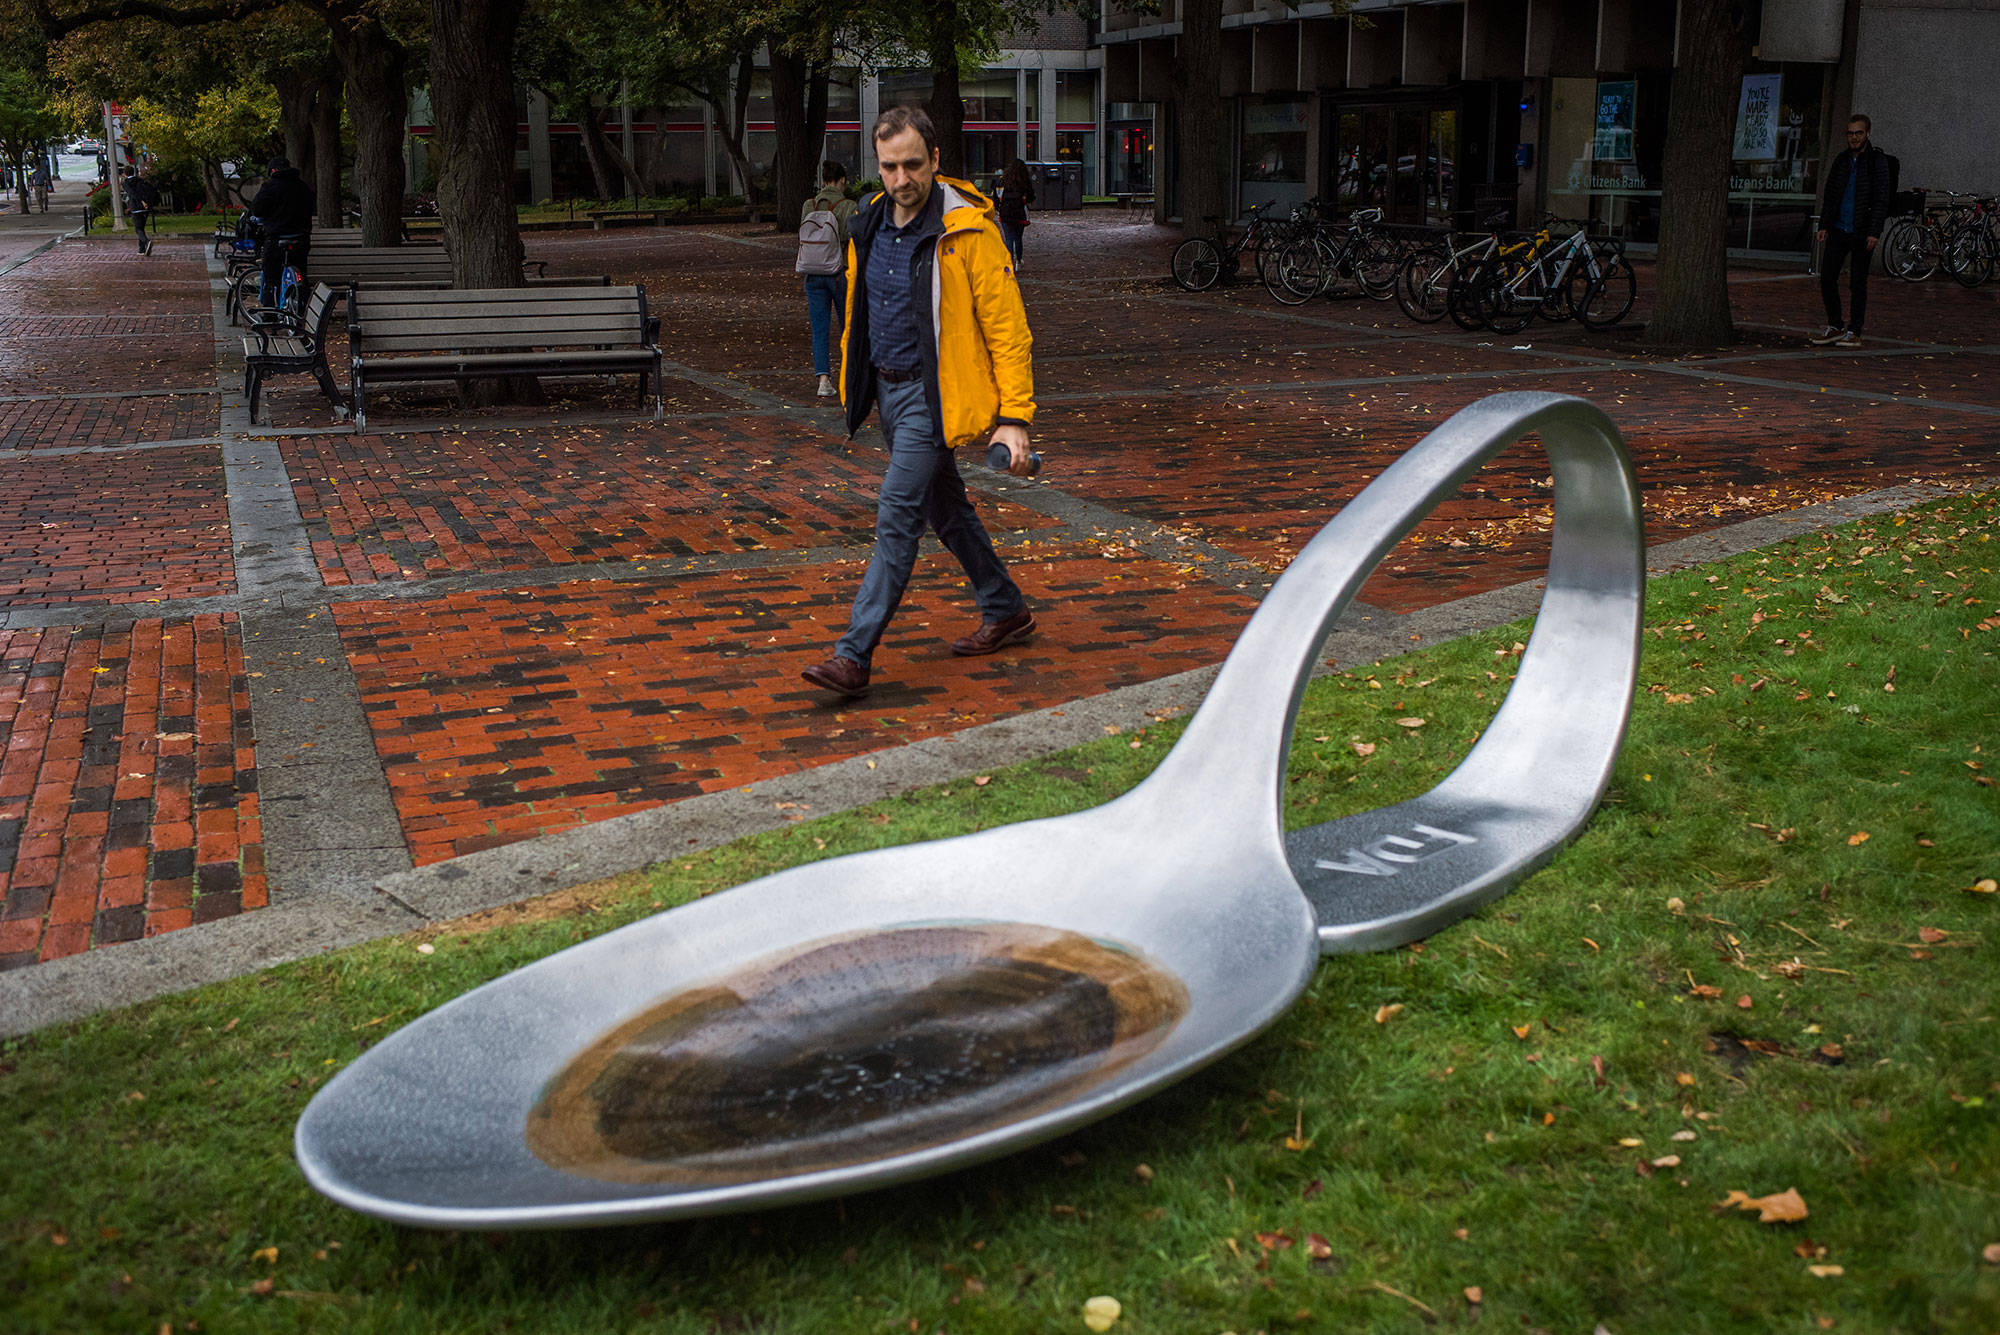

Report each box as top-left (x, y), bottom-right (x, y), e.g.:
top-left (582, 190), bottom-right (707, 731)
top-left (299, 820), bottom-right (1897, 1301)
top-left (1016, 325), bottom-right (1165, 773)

top-left (1329, 102), bottom-right (1460, 225)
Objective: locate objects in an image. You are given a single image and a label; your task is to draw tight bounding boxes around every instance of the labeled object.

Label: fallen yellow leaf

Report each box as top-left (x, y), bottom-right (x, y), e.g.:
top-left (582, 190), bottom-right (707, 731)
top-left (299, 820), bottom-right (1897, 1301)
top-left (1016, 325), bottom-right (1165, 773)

top-left (1464, 1286), bottom-right (1483, 1304)
top-left (1848, 831), bottom-right (1870, 846)
top-left (1350, 741), bottom-right (1376, 757)
top-left (1374, 1003), bottom-right (1403, 1024)
top-left (1512, 1023), bottom-right (1532, 1039)
top-left (1807, 1264), bottom-right (1844, 1278)
top-left (252, 1247), bottom-right (277, 1265)
top-left (1676, 1072), bottom-right (1698, 1086)
top-left (1718, 1187), bottom-right (1809, 1223)
top-left (1651, 1154), bottom-right (1682, 1168)
top-left (1968, 879), bottom-right (1997, 895)
top-left (1082, 1295), bottom-right (1121, 1331)
top-left (1396, 717), bottom-right (1426, 728)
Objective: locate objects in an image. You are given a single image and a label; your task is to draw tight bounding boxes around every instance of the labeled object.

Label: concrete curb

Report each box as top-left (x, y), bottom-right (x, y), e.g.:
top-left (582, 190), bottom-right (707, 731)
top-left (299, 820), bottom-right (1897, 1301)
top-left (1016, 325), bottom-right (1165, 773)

top-left (0, 475), bottom-right (1979, 1037)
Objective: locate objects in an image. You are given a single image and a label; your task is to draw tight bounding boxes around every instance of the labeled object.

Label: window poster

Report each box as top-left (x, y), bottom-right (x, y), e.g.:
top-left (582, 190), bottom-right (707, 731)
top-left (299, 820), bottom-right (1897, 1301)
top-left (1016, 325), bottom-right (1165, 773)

top-left (1734, 73), bottom-right (1783, 160)
top-left (1593, 81), bottom-right (1636, 162)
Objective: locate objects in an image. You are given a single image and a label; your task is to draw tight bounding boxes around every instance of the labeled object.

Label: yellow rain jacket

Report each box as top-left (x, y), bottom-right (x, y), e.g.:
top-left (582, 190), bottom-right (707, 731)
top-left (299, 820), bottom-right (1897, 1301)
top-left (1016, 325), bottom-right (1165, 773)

top-left (838, 176), bottom-right (1035, 448)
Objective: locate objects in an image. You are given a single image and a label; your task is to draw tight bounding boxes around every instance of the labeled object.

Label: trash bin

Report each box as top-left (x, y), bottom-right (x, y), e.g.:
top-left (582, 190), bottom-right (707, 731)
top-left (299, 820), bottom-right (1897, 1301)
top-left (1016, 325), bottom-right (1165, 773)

top-left (1025, 161), bottom-right (1084, 211)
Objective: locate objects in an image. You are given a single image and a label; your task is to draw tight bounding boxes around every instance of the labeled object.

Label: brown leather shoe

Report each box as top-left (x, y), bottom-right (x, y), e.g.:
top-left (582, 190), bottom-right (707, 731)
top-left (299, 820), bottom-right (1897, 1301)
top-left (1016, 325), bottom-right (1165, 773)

top-left (801, 655), bottom-right (870, 698)
top-left (950, 610), bottom-right (1037, 657)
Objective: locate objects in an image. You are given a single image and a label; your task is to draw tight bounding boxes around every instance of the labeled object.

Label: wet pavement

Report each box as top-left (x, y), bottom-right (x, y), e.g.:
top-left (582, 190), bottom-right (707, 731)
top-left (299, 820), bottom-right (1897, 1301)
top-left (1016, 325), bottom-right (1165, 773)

top-left (0, 213), bottom-right (1993, 968)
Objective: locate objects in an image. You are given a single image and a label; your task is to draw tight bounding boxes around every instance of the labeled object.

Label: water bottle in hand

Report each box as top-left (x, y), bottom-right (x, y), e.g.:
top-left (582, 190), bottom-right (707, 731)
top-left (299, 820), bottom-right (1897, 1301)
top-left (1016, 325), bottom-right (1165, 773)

top-left (986, 440), bottom-right (1042, 477)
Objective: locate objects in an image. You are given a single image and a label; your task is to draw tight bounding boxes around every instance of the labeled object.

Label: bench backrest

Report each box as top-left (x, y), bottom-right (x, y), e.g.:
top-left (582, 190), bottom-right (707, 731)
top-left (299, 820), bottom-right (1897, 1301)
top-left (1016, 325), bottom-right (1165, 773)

top-left (301, 283), bottom-right (336, 342)
top-left (348, 285), bottom-right (653, 354)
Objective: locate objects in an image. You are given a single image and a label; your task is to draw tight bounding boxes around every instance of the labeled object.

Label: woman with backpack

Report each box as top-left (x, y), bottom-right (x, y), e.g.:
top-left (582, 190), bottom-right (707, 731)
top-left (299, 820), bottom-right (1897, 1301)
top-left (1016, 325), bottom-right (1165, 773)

top-left (798, 161), bottom-right (858, 398)
top-left (995, 159), bottom-right (1035, 269)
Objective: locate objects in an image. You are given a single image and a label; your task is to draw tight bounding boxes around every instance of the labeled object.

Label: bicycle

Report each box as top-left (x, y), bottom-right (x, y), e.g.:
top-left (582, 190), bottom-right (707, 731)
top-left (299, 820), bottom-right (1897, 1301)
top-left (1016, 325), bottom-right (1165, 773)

top-left (1170, 203), bottom-right (1284, 292)
top-left (1461, 217), bottom-right (1634, 333)
top-left (1264, 207), bottom-right (1397, 306)
top-left (1396, 230), bottom-right (1502, 326)
top-left (1880, 191), bottom-right (1980, 282)
top-left (231, 233), bottom-right (308, 329)
top-left (1941, 196), bottom-right (1996, 288)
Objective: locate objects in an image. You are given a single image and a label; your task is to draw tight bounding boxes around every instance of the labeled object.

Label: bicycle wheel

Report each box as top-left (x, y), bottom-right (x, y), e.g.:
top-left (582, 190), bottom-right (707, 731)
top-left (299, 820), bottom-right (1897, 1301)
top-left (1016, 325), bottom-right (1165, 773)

top-left (1395, 247), bottom-right (1451, 323)
top-left (1478, 257), bottom-right (1537, 335)
top-left (1265, 239), bottom-right (1326, 305)
top-left (1577, 256), bottom-right (1638, 330)
top-left (230, 265), bottom-right (264, 326)
top-left (1353, 236), bottom-right (1400, 301)
top-left (1881, 219), bottom-right (1934, 282)
top-left (1171, 237), bottom-right (1224, 292)
top-left (1945, 227), bottom-right (1993, 288)
top-left (1446, 259), bottom-right (1493, 331)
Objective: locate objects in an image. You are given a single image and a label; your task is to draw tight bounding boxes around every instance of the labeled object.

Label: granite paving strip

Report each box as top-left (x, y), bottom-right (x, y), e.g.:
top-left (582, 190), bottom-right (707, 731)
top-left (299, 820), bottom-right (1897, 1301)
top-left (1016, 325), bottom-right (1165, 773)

top-left (200, 249), bottom-right (416, 908)
top-left (1, 475), bottom-right (1975, 1035)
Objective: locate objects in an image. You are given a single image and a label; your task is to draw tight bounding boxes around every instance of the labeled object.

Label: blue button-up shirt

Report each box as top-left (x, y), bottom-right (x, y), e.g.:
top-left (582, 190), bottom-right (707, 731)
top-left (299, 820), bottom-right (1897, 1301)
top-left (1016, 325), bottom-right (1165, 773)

top-left (865, 189), bottom-right (940, 372)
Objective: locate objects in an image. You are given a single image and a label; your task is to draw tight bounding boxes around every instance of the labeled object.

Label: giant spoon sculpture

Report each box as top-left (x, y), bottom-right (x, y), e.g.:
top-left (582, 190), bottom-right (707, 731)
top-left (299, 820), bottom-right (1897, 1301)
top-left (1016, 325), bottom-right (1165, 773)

top-left (298, 391), bottom-right (1645, 1228)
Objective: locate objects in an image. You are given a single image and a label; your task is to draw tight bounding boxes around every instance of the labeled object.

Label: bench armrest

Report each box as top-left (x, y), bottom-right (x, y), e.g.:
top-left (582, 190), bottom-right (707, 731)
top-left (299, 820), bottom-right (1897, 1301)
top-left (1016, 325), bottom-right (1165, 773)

top-left (522, 259), bottom-right (549, 277)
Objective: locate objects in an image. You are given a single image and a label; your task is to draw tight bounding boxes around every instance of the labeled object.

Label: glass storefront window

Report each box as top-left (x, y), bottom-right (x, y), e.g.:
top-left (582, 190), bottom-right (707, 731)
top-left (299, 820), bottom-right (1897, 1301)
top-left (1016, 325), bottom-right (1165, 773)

top-left (827, 69), bottom-right (860, 120)
top-left (1056, 131), bottom-right (1096, 194)
top-left (961, 73), bottom-right (1016, 123)
top-left (1108, 115), bottom-right (1152, 195)
top-left (878, 72), bottom-right (932, 109)
top-left (1239, 96), bottom-right (1309, 215)
top-left (1056, 71), bottom-right (1095, 123)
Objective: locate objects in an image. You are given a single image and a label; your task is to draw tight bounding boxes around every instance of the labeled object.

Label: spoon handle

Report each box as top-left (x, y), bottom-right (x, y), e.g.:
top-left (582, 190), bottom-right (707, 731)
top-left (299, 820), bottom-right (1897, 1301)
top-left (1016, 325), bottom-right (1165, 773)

top-left (1136, 392), bottom-right (1644, 941)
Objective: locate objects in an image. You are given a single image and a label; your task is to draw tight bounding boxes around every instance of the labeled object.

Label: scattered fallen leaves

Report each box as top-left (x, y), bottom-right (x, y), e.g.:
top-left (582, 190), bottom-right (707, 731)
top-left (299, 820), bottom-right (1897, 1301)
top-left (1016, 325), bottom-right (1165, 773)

top-left (1652, 1155), bottom-right (1682, 1169)
top-left (1306, 1233), bottom-right (1333, 1259)
top-left (1968, 879), bottom-right (1997, 895)
top-left (1807, 1264), bottom-right (1845, 1278)
top-left (1672, 1130), bottom-right (1697, 1142)
top-left (1718, 1188), bottom-right (1809, 1223)
top-left (1396, 717), bottom-right (1426, 729)
top-left (1618, 1137), bottom-right (1644, 1148)
top-left (973, 776), bottom-right (992, 787)
top-left (1464, 1286), bottom-right (1483, 1304)
top-left (1133, 1164), bottom-right (1153, 1183)
top-left (1689, 984), bottom-right (1723, 999)
top-left (1374, 1003), bottom-right (1403, 1024)
top-left (252, 1247), bottom-right (278, 1265)
top-left (1918, 926), bottom-right (1950, 943)
top-left (1081, 1295), bottom-right (1121, 1331)
top-left (1511, 1023), bottom-right (1532, 1039)
top-left (1982, 1242), bottom-right (2000, 1265)
top-left (1255, 1232), bottom-right (1295, 1251)
top-left (1847, 831), bottom-right (1870, 846)
top-left (1676, 1072), bottom-right (1698, 1086)
top-left (1350, 741), bottom-right (1376, 757)
top-left (1737, 995), bottom-right (1755, 1010)
top-left (1284, 1102), bottom-right (1314, 1152)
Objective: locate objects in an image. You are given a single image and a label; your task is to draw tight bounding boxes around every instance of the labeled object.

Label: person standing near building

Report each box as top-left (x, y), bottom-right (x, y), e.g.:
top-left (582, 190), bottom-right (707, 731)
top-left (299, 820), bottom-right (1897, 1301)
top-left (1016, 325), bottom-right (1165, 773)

top-left (995, 158), bottom-right (1035, 268)
top-left (799, 161), bottom-right (857, 398)
top-left (799, 106), bottom-right (1039, 701)
top-left (1811, 115), bottom-right (1892, 349)
top-left (122, 166), bottom-right (160, 254)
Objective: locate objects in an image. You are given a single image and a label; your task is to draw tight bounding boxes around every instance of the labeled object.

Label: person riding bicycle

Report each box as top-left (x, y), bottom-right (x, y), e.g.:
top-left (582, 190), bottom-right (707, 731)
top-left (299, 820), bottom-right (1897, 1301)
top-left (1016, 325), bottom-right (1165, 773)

top-left (246, 155), bottom-right (316, 306)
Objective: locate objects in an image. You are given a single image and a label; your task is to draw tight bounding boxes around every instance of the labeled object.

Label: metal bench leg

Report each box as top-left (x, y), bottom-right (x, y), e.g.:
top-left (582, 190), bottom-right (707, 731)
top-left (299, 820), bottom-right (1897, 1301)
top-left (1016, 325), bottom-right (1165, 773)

top-left (246, 365), bottom-right (263, 426)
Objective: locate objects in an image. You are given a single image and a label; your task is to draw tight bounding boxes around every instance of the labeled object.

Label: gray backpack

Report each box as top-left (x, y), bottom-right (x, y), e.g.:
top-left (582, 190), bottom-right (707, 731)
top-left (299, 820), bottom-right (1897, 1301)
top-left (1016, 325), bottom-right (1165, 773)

top-left (796, 209), bottom-right (843, 274)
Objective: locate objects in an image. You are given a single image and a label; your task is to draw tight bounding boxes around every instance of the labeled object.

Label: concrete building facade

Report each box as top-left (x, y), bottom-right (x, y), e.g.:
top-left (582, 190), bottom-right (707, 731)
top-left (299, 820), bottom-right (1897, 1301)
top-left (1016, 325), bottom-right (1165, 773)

top-left (1096, 0), bottom-right (2000, 255)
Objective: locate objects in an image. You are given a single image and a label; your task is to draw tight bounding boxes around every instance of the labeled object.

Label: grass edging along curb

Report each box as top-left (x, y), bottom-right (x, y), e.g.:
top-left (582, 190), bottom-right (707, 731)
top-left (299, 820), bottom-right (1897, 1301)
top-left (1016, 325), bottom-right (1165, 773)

top-left (2, 488), bottom-right (1996, 1333)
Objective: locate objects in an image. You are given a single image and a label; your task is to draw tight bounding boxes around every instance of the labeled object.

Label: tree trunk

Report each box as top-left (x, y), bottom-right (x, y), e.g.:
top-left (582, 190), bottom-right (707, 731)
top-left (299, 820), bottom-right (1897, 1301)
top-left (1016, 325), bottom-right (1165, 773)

top-left (202, 159), bottom-right (231, 212)
top-left (1649, 0), bottom-right (1740, 345)
top-left (769, 49), bottom-right (815, 219)
top-left (698, 46), bottom-right (758, 207)
top-left (310, 71), bottom-right (343, 226)
top-left (276, 81), bottom-right (317, 182)
top-left (577, 100), bottom-right (645, 200)
top-left (806, 63), bottom-right (829, 183)
top-left (327, 6), bottom-right (407, 246)
top-left (1172, 0), bottom-right (1228, 236)
top-left (928, 10), bottom-right (964, 178)
top-left (430, 0), bottom-right (538, 405)
top-left (575, 101), bottom-right (622, 199)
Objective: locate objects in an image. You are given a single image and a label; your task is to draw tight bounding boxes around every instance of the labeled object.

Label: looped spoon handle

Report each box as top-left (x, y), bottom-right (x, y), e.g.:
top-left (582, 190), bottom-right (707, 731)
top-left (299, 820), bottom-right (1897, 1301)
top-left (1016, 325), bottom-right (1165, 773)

top-left (1134, 392), bottom-right (1644, 951)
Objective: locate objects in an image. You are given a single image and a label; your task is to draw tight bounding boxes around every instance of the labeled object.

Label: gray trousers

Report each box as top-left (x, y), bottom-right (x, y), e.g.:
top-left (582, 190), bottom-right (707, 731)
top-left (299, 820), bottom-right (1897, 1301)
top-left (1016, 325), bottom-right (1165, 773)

top-left (835, 374), bottom-right (1025, 667)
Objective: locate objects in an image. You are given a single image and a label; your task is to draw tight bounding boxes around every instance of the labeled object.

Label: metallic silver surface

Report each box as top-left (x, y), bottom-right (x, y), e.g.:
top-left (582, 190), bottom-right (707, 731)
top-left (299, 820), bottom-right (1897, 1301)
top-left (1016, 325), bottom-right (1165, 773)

top-left (295, 391), bottom-right (1639, 1229)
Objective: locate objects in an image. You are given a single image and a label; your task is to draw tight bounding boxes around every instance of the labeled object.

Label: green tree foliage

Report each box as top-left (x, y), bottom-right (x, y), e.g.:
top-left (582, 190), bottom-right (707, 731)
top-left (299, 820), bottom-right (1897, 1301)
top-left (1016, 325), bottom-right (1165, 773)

top-left (127, 78), bottom-right (278, 208)
top-left (0, 64), bottom-right (65, 213)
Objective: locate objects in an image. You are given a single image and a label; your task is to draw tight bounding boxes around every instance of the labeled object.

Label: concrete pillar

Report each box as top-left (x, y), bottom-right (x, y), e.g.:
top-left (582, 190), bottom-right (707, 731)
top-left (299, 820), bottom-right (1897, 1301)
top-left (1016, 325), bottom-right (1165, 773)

top-left (1299, 17), bottom-right (1347, 89)
top-left (526, 88), bottom-right (553, 202)
top-left (1017, 68), bottom-right (1030, 160)
top-left (859, 71), bottom-right (881, 179)
top-left (1348, 11), bottom-right (1404, 89)
top-left (1597, 0), bottom-right (1676, 70)
top-left (1039, 67), bottom-right (1058, 159)
top-left (1404, 4), bottom-right (1465, 85)
top-left (1525, 0), bottom-right (1597, 76)
top-left (1252, 22), bottom-right (1302, 93)
top-left (1464, 0), bottom-right (1528, 79)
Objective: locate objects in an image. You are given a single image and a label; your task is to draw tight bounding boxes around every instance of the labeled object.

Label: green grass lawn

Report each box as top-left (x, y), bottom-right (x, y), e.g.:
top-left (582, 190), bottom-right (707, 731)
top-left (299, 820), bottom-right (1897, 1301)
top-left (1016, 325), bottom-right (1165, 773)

top-left (3, 489), bottom-right (1996, 1334)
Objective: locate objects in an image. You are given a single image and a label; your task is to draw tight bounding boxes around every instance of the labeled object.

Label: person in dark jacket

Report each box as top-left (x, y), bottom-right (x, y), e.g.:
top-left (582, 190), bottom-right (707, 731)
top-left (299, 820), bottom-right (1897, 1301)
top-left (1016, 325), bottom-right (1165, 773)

top-left (995, 158), bottom-right (1035, 268)
top-left (1812, 115), bottom-right (1892, 349)
top-left (247, 156), bottom-right (316, 304)
top-left (122, 168), bottom-right (162, 254)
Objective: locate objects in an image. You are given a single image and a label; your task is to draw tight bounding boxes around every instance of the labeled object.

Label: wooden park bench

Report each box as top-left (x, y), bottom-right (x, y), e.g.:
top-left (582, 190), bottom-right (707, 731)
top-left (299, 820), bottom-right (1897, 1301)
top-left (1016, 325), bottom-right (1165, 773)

top-left (345, 284), bottom-right (664, 429)
top-left (230, 248), bottom-right (606, 324)
top-left (242, 282), bottom-right (344, 425)
top-left (582, 207), bottom-right (678, 229)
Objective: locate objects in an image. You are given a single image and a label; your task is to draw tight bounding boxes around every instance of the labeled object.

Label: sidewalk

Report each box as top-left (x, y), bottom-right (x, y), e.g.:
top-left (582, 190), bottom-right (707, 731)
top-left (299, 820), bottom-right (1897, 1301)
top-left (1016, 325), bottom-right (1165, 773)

top-left (0, 178), bottom-right (93, 272)
top-left (0, 215), bottom-right (1993, 1029)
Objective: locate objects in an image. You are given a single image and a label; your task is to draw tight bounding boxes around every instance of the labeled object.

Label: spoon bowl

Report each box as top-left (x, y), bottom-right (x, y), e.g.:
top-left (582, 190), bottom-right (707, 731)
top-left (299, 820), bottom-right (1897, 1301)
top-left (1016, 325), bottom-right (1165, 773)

top-left (296, 391), bottom-right (1643, 1228)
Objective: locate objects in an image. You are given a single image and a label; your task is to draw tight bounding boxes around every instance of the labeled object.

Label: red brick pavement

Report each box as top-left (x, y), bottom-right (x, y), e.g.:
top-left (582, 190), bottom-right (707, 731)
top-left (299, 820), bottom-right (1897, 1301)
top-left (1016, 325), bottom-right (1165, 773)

top-left (0, 446), bottom-right (234, 607)
top-left (333, 543), bottom-right (1259, 864)
top-left (1, 217), bottom-right (1996, 966)
top-left (0, 616), bottom-right (263, 968)
top-left (0, 393), bottom-right (218, 451)
top-left (281, 422), bottom-right (1058, 585)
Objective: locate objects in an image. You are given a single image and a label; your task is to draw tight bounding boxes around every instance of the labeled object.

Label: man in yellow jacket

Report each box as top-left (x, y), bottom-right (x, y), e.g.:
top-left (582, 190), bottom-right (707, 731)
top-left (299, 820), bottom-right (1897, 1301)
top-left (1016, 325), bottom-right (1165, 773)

top-left (801, 105), bottom-right (1040, 700)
